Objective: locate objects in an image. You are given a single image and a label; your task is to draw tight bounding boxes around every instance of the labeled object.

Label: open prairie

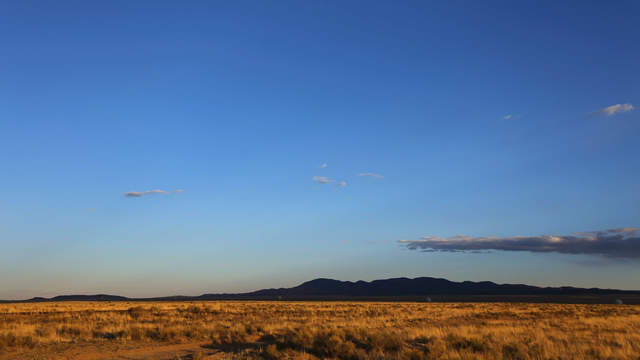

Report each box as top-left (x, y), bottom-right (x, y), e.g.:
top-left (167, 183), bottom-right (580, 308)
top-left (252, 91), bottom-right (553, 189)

top-left (1, 301), bottom-right (639, 360)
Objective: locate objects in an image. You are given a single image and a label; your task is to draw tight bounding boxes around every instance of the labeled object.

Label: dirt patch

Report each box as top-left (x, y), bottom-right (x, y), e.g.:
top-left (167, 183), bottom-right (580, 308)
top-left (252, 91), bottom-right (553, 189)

top-left (0, 342), bottom-right (223, 360)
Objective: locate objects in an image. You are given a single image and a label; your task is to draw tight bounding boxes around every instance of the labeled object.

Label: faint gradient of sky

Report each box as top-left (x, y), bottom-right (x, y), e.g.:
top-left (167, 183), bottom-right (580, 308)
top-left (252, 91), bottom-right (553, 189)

top-left (0, 1), bottom-right (639, 299)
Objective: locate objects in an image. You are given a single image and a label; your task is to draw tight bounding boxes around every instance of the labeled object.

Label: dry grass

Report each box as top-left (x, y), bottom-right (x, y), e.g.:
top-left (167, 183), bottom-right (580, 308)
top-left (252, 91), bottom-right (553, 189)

top-left (0, 301), bottom-right (639, 359)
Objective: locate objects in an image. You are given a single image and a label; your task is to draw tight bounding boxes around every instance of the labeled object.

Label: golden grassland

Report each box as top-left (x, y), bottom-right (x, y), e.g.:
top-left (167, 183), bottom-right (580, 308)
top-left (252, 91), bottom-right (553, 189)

top-left (1, 301), bottom-right (639, 359)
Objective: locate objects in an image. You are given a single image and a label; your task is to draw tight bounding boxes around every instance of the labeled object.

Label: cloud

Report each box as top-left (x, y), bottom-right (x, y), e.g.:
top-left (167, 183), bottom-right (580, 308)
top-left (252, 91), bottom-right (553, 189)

top-left (337, 181), bottom-right (347, 187)
top-left (399, 227), bottom-right (640, 259)
top-left (320, 163), bottom-right (328, 169)
top-left (146, 189), bottom-right (168, 194)
top-left (503, 114), bottom-right (513, 120)
top-left (357, 173), bottom-right (384, 178)
top-left (173, 189), bottom-right (184, 193)
top-left (593, 103), bottom-right (634, 116)
top-left (312, 176), bottom-right (334, 184)
top-left (124, 189), bottom-right (170, 198)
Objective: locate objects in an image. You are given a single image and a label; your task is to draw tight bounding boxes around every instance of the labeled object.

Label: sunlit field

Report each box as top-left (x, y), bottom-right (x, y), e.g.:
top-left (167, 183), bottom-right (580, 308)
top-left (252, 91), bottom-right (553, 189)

top-left (1, 301), bottom-right (639, 359)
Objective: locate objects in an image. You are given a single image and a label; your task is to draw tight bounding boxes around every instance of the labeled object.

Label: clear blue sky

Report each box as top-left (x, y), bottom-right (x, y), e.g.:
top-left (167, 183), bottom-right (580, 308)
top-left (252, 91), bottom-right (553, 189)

top-left (1, 1), bottom-right (639, 299)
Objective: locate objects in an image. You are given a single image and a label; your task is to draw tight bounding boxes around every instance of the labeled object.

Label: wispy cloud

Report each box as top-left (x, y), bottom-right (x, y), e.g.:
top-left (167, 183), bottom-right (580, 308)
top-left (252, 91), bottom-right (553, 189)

top-left (124, 189), bottom-right (170, 198)
top-left (592, 103), bottom-right (634, 116)
top-left (147, 189), bottom-right (168, 194)
top-left (173, 189), bottom-right (184, 193)
top-left (503, 114), bottom-right (513, 120)
top-left (319, 163), bottom-right (328, 169)
top-left (337, 181), bottom-right (347, 187)
top-left (357, 173), bottom-right (384, 178)
top-left (399, 228), bottom-right (640, 259)
top-left (312, 176), bottom-right (334, 184)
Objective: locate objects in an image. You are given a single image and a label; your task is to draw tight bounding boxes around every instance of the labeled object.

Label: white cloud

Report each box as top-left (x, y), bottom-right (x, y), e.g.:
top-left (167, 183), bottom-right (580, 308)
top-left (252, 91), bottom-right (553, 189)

top-left (337, 181), bottom-right (347, 187)
top-left (503, 114), bottom-right (513, 120)
top-left (357, 173), bottom-right (384, 178)
top-left (173, 189), bottom-right (184, 193)
top-left (320, 163), bottom-right (328, 169)
top-left (594, 103), bottom-right (634, 116)
top-left (312, 176), bottom-right (334, 184)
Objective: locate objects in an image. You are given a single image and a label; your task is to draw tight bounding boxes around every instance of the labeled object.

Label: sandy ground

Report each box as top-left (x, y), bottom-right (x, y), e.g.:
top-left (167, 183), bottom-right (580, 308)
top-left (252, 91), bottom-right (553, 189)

top-left (0, 342), bottom-right (233, 360)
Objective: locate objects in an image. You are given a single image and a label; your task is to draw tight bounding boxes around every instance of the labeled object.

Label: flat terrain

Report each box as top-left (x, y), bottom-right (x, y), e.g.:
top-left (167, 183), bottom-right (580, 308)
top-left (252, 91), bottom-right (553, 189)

top-left (1, 301), bottom-right (639, 359)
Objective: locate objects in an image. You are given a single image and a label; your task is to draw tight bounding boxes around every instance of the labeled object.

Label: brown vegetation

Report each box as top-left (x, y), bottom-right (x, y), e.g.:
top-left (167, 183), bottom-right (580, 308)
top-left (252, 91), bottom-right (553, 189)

top-left (0, 301), bottom-right (639, 359)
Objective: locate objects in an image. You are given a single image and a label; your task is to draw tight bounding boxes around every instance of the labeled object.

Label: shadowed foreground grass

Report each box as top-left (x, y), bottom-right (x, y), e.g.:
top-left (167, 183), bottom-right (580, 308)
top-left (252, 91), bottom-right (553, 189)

top-left (1, 301), bottom-right (639, 359)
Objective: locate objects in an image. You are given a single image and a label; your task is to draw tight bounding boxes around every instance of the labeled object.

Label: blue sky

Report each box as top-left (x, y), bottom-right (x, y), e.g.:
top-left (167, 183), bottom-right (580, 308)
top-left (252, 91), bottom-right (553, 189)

top-left (1, 1), bottom-right (639, 299)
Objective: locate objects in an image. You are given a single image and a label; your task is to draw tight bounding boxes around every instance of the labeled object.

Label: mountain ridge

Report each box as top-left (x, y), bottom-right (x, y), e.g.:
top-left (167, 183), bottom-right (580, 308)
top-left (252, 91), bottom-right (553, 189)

top-left (5, 276), bottom-right (639, 304)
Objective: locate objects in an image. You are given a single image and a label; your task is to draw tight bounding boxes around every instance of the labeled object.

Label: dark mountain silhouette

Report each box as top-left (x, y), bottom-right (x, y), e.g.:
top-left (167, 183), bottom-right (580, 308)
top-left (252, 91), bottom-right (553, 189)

top-left (52, 295), bottom-right (129, 302)
top-left (25, 294), bottom-right (129, 302)
top-left (10, 277), bottom-right (640, 304)
top-left (201, 277), bottom-right (638, 298)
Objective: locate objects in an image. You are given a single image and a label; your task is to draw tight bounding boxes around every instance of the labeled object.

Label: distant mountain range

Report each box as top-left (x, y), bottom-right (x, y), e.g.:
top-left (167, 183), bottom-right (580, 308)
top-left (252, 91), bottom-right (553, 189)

top-left (5, 277), bottom-right (639, 304)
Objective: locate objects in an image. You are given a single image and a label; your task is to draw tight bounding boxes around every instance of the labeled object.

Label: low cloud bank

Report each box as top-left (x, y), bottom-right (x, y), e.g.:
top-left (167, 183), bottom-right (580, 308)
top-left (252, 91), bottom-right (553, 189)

top-left (400, 228), bottom-right (640, 259)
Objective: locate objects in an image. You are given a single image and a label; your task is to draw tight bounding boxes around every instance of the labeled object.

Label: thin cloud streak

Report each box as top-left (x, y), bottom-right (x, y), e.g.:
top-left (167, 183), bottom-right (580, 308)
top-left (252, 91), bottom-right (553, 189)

top-left (399, 228), bottom-right (640, 259)
top-left (312, 176), bottom-right (334, 184)
top-left (357, 173), bottom-right (384, 178)
top-left (337, 181), bottom-right (347, 187)
top-left (319, 163), bottom-right (328, 169)
top-left (503, 114), bottom-right (513, 120)
top-left (124, 189), bottom-right (170, 198)
top-left (592, 103), bottom-right (634, 116)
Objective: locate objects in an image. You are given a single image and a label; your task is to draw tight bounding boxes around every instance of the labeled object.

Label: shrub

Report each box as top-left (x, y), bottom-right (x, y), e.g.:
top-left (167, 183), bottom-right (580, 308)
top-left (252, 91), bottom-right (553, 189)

top-left (312, 330), bottom-right (343, 357)
top-left (367, 331), bottom-right (404, 353)
top-left (404, 348), bottom-right (426, 360)
top-left (127, 306), bottom-right (146, 320)
top-left (262, 344), bottom-right (281, 360)
top-left (445, 333), bottom-right (489, 353)
top-left (502, 342), bottom-right (529, 360)
top-left (182, 325), bottom-right (204, 339)
top-left (145, 326), bottom-right (177, 341)
top-left (209, 325), bottom-right (248, 346)
top-left (0, 333), bottom-right (37, 349)
top-left (423, 337), bottom-right (447, 359)
top-left (186, 305), bottom-right (203, 316)
top-left (334, 340), bottom-right (361, 360)
top-left (92, 330), bottom-right (126, 340)
top-left (34, 326), bottom-right (54, 337)
top-left (129, 326), bottom-right (144, 341)
top-left (279, 327), bottom-right (314, 350)
top-left (57, 326), bottom-right (83, 339)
